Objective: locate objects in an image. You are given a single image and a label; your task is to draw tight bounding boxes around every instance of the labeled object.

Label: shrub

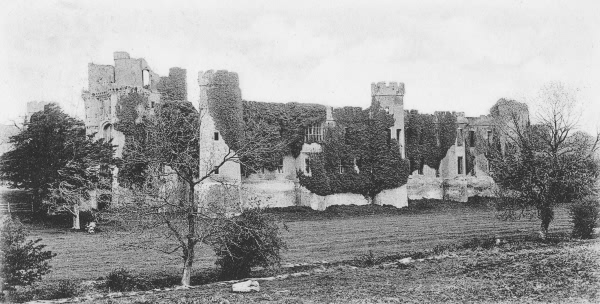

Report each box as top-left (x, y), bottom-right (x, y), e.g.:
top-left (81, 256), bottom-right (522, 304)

top-left (212, 209), bottom-right (287, 280)
top-left (51, 279), bottom-right (80, 299)
top-left (570, 199), bottom-right (599, 239)
top-left (105, 268), bottom-right (138, 292)
top-left (351, 250), bottom-right (381, 267)
top-left (0, 218), bottom-right (56, 290)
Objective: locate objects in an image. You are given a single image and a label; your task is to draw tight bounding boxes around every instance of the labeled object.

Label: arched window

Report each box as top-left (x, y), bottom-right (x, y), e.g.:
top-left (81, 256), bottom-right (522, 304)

top-left (103, 124), bottom-right (113, 141)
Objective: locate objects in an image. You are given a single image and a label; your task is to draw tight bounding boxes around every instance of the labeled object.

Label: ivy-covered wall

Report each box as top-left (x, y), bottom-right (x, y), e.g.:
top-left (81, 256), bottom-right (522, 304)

top-left (206, 86), bottom-right (327, 172)
top-left (114, 92), bottom-right (149, 187)
top-left (404, 111), bottom-right (457, 173)
top-left (157, 67), bottom-right (187, 102)
top-left (298, 101), bottom-right (410, 199)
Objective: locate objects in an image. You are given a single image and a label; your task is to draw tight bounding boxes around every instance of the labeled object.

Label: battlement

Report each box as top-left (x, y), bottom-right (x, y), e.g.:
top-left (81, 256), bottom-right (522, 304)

top-left (198, 70), bottom-right (239, 87)
top-left (371, 82), bottom-right (405, 96)
top-left (113, 51), bottom-right (130, 60)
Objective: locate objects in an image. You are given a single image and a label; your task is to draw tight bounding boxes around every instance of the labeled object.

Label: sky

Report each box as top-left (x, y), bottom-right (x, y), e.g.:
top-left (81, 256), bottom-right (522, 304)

top-left (1, 0), bottom-right (599, 133)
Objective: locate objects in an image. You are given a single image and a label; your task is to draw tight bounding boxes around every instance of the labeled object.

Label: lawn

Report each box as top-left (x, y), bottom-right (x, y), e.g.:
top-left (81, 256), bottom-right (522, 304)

top-left (11, 199), bottom-right (573, 282)
top-left (81, 238), bottom-right (600, 303)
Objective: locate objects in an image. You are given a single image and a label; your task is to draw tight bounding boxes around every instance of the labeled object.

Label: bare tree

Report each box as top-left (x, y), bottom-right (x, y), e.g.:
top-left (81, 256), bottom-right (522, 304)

top-left (488, 83), bottom-right (600, 237)
top-left (107, 101), bottom-right (284, 286)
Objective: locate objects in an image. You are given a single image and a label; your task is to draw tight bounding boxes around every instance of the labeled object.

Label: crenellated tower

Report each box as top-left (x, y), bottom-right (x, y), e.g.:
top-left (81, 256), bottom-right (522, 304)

top-left (371, 82), bottom-right (405, 157)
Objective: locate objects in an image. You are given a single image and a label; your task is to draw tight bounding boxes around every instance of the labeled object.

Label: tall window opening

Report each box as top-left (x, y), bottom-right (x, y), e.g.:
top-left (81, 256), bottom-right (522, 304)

top-left (396, 129), bottom-right (401, 140)
top-left (304, 157), bottom-right (311, 174)
top-left (103, 124), bottom-right (113, 141)
top-left (419, 157), bottom-right (424, 175)
top-left (457, 156), bottom-right (463, 174)
top-left (142, 70), bottom-right (150, 88)
top-left (487, 130), bottom-right (493, 144)
top-left (277, 158), bottom-right (284, 173)
top-left (469, 130), bottom-right (476, 147)
top-left (386, 129), bottom-right (391, 145)
top-left (214, 132), bottom-right (219, 141)
top-left (305, 123), bottom-right (323, 142)
top-left (457, 128), bottom-right (464, 146)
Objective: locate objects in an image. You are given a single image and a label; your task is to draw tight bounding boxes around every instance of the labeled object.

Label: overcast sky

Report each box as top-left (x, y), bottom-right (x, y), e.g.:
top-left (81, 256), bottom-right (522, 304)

top-left (1, 0), bottom-right (598, 132)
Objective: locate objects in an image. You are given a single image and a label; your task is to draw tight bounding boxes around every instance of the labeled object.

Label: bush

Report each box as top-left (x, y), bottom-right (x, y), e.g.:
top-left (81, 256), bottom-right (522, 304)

top-left (51, 279), bottom-right (80, 299)
top-left (105, 268), bottom-right (138, 292)
top-left (570, 199), bottom-right (599, 239)
top-left (1, 218), bottom-right (55, 290)
top-left (351, 250), bottom-right (381, 267)
top-left (212, 209), bottom-right (287, 280)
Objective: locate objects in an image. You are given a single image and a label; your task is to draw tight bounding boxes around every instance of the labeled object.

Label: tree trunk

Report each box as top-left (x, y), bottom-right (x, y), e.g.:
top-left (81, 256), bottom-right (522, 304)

top-left (72, 204), bottom-right (80, 230)
top-left (181, 181), bottom-right (197, 286)
top-left (181, 245), bottom-right (194, 286)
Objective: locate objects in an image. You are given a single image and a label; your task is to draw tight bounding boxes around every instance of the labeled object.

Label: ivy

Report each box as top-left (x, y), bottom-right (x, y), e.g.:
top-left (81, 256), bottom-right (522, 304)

top-left (114, 92), bottom-right (150, 187)
top-left (205, 84), bottom-right (244, 151)
top-left (114, 92), bottom-right (147, 137)
top-left (208, 94), bottom-right (327, 172)
top-left (404, 111), bottom-right (457, 173)
top-left (157, 68), bottom-right (187, 102)
top-left (298, 100), bottom-right (409, 200)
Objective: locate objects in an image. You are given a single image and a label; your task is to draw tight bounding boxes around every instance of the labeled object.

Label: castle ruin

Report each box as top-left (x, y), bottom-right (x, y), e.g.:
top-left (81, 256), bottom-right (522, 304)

top-left (82, 52), bottom-right (529, 210)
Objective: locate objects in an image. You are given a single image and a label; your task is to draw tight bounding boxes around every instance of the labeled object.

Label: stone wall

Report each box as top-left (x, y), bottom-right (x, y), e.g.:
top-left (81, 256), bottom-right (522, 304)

top-left (157, 68), bottom-right (187, 102)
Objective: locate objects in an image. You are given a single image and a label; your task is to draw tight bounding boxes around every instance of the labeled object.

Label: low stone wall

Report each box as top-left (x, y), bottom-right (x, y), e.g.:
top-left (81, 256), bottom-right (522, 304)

top-left (241, 180), bottom-right (297, 208)
top-left (199, 179), bottom-right (409, 211)
top-left (297, 187), bottom-right (369, 211)
top-left (373, 185), bottom-right (408, 208)
top-left (407, 175), bottom-right (443, 200)
top-left (407, 175), bottom-right (496, 202)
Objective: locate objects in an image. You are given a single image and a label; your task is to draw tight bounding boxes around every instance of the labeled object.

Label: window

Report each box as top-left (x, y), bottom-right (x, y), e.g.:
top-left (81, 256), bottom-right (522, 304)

top-left (103, 124), bottom-right (113, 141)
top-left (457, 157), bottom-right (463, 174)
top-left (469, 130), bottom-right (476, 147)
top-left (305, 158), bottom-right (310, 174)
top-left (305, 123), bottom-right (323, 142)
top-left (214, 132), bottom-right (219, 141)
top-left (386, 129), bottom-right (391, 145)
top-left (457, 128), bottom-right (463, 146)
top-left (214, 166), bottom-right (220, 175)
top-left (419, 157), bottom-right (424, 175)
top-left (142, 70), bottom-right (150, 87)
top-left (151, 101), bottom-right (155, 108)
top-left (487, 130), bottom-right (492, 144)
top-left (396, 129), bottom-right (401, 140)
top-left (277, 158), bottom-right (284, 173)
top-left (338, 159), bottom-right (353, 174)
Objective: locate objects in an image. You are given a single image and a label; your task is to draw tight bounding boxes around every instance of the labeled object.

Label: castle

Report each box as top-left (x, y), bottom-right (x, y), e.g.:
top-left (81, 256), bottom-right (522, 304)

top-left (82, 52), bottom-right (529, 210)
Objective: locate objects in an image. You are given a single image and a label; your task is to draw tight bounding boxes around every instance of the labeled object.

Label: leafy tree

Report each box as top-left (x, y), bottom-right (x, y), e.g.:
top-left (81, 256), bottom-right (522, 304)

top-left (488, 83), bottom-right (600, 237)
top-left (109, 100), bottom-right (284, 286)
top-left (0, 218), bottom-right (56, 290)
top-left (0, 104), bottom-right (115, 228)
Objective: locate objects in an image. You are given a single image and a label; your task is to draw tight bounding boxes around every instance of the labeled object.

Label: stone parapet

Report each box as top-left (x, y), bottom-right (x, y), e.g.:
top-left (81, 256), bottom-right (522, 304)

top-left (371, 82), bottom-right (405, 96)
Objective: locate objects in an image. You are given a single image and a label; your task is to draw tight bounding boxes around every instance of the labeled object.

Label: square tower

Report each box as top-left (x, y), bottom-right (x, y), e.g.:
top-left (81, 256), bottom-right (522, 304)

top-left (371, 82), bottom-right (405, 157)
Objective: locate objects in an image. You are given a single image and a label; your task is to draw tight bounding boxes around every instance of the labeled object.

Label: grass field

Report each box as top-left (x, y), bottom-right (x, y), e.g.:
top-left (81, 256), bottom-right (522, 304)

top-left (82, 239), bottom-right (600, 303)
top-left (10, 199), bottom-right (573, 282)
